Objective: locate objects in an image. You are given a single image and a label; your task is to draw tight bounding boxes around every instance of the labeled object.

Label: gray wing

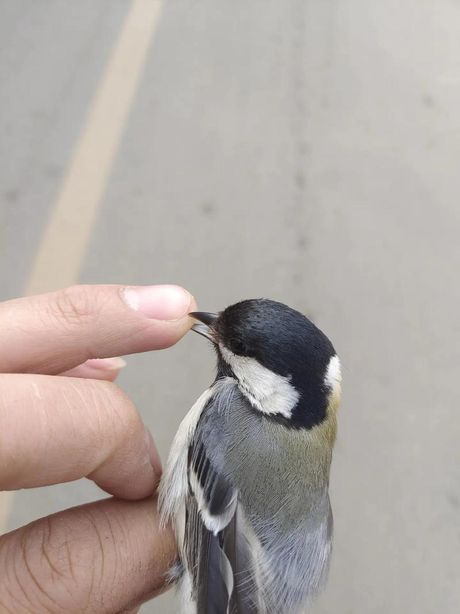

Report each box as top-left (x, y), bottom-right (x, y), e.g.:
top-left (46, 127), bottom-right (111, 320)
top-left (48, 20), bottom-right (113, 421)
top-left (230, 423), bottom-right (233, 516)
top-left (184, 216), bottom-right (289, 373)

top-left (185, 387), bottom-right (258, 614)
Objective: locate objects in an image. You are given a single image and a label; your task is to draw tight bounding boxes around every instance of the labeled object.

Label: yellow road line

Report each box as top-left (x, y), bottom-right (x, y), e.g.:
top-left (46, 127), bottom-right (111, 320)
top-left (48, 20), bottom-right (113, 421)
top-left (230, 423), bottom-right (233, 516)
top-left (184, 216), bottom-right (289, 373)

top-left (27, 0), bottom-right (164, 295)
top-left (0, 0), bottom-right (164, 533)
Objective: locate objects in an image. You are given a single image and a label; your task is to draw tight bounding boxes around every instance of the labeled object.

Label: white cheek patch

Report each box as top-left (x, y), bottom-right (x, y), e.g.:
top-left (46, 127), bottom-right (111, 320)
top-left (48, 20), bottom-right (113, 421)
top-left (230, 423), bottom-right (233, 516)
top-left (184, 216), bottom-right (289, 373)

top-left (324, 355), bottom-right (342, 401)
top-left (219, 344), bottom-right (299, 419)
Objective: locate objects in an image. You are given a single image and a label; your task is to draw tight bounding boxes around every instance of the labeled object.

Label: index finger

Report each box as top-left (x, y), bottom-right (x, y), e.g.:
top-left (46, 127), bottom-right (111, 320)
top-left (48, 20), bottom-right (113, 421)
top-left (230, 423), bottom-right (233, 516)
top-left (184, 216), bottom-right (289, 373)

top-left (0, 284), bottom-right (196, 374)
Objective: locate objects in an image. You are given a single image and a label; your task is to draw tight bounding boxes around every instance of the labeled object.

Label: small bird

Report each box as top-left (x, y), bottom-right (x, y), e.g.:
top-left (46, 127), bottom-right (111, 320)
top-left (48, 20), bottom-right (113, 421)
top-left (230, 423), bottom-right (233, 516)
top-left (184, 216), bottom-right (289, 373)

top-left (159, 299), bottom-right (341, 614)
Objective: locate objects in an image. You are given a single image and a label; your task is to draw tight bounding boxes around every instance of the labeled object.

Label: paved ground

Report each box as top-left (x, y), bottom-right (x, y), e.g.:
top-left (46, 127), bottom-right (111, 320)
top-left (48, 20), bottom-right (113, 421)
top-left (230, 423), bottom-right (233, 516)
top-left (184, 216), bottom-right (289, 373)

top-left (1, 1), bottom-right (460, 612)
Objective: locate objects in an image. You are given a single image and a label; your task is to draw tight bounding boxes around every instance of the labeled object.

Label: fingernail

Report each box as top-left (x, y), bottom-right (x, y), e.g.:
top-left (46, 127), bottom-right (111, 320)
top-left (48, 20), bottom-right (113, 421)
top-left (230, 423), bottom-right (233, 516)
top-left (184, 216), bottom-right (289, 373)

top-left (122, 285), bottom-right (192, 320)
top-left (146, 430), bottom-right (162, 476)
top-left (86, 357), bottom-right (127, 371)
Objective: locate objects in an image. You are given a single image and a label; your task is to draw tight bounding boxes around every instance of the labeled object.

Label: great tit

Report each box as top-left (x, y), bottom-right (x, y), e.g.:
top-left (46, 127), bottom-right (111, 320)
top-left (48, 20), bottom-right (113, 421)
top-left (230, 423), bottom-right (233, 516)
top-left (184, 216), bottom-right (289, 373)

top-left (159, 298), bottom-right (341, 614)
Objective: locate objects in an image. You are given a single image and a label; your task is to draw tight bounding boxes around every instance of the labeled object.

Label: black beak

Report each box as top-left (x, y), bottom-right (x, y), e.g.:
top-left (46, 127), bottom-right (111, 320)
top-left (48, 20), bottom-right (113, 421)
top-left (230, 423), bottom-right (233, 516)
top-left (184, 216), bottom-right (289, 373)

top-left (189, 312), bottom-right (218, 342)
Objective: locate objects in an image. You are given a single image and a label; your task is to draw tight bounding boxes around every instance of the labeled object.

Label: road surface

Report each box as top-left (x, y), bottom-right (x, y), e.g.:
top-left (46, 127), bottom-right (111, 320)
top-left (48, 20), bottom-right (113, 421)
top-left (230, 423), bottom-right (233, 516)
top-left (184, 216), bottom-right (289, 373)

top-left (1, 1), bottom-right (459, 612)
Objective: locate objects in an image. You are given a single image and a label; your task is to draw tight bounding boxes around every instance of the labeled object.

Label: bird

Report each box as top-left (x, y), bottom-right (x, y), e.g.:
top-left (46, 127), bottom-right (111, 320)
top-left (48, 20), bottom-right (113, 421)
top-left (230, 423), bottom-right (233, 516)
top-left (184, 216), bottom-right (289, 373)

top-left (159, 298), bottom-right (341, 614)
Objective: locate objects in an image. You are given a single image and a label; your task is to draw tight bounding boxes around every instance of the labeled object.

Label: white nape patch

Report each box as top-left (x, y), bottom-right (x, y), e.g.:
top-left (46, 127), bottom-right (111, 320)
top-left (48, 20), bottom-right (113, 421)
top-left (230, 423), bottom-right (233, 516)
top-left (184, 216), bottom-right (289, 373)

top-left (189, 470), bottom-right (237, 536)
top-left (219, 344), bottom-right (299, 419)
top-left (159, 386), bottom-right (214, 527)
top-left (324, 355), bottom-right (342, 399)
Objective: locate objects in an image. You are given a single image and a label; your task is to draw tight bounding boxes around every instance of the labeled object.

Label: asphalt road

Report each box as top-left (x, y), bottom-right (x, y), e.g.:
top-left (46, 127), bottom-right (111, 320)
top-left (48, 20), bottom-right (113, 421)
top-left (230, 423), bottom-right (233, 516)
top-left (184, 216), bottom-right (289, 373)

top-left (1, 1), bottom-right (460, 613)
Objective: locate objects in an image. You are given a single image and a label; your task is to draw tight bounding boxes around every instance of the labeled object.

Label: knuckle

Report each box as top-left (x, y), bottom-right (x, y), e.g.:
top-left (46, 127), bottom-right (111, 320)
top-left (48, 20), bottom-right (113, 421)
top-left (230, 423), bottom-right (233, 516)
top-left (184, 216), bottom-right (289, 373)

top-left (0, 520), bottom-right (70, 613)
top-left (35, 517), bottom-right (75, 583)
top-left (50, 285), bottom-right (97, 330)
top-left (75, 508), bottom-right (120, 607)
top-left (0, 507), bottom-right (138, 614)
top-left (16, 513), bottom-right (110, 612)
top-left (86, 382), bottom-right (149, 494)
top-left (99, 381), bottom-right (142, 442)
top-left (74, 380), bottom-right (144, 478)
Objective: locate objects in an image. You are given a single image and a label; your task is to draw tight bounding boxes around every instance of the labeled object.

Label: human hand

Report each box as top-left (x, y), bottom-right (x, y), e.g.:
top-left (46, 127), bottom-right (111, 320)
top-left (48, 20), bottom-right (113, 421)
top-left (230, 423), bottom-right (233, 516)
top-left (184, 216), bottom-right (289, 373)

top-left (0, 284), bottom-right (196, 613)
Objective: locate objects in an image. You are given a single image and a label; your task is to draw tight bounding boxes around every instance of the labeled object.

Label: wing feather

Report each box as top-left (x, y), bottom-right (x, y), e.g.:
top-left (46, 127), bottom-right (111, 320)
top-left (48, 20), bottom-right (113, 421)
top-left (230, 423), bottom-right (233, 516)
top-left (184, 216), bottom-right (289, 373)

top-left (183, 381), bottom-right (260, 613)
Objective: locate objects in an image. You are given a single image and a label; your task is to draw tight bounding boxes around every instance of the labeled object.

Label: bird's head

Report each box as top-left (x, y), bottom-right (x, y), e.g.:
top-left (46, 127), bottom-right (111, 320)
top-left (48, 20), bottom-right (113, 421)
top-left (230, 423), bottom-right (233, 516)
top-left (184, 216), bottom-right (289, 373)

top-left (190, 299), bottom-right (341, 429)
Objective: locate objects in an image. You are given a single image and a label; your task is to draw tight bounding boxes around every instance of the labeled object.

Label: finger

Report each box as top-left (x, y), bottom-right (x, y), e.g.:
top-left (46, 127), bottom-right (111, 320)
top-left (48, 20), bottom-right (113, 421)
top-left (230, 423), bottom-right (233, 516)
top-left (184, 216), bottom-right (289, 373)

top-left (0, 374), bottom-right (161, 499)
top-left (0, 284), bottom-right (197, 374)
top-left (0, 496), bottom-right (177, 614)
top-left (60, 357), bottom-right (127, 381)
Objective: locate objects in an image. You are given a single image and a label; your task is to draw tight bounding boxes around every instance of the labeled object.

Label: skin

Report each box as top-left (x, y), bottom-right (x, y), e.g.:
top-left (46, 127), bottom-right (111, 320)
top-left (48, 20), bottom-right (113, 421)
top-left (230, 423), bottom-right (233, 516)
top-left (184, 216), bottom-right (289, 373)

top-left (0, 283), bottom-right (197, 613)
